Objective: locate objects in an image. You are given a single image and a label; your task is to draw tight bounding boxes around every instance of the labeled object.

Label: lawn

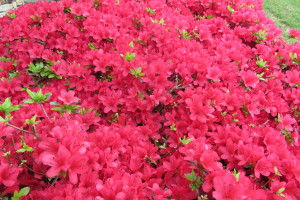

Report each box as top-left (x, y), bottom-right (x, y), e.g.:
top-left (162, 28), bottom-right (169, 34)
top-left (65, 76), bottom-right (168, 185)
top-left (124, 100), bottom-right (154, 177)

top-left (263, 0), bottom-right (300, 43)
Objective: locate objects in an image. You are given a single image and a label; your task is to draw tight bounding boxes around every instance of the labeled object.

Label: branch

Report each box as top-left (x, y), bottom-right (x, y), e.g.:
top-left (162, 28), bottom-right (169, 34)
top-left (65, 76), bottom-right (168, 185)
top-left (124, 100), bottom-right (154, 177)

top-left (168, 84), bottom-right (192, 94)
top-left (40, 104), bottom-right (50, 120)
top-left (4, 123), bottom-right (41, 140)
top-left (5, 123), bottom-right (35, 134)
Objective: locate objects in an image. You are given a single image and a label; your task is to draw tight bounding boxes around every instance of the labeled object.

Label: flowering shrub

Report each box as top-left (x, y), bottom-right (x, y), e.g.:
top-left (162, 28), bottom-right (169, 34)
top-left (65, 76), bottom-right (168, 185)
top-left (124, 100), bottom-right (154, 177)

top-left (0, 0), bottom-right (300, 199)
top-left (289, 29), bottom-right (300, 40)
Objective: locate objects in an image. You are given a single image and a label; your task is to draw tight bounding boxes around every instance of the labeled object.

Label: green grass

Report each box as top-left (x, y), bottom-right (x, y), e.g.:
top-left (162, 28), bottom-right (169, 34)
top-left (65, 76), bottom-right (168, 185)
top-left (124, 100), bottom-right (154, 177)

top-left (263, 0), bottom-right (300, 44)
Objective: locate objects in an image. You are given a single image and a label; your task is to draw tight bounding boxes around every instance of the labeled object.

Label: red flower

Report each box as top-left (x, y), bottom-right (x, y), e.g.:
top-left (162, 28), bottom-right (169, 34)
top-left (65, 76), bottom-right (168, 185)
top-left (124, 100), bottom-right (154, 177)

top-left (285, 70), bottom-right (300, 87)
top-left (0, 163), bottom-right (22, 186)
top-left (58, 90), bottom-right (79, 105)
top-left (289, 29), bottom-right (300, 39)
top-left (206, 66), bottom-right (222, 81)
top-left (185, 94), bottom-right (215, 122)
top-left (99, 89), bottom-right (124, 113)
top-left (200, 150), bottom-right (222, 171)
top-left (28, 44), bottom-right (44, 59)
top-left (241, 70), bottom-right (259, 88)
top-left (212, 172), bottom-right (245, 200)
top-left (42, 145), bottom-right (87, 184)
top-left (277, 114), bottom-right (296, 131)
top-left (254, 157), bottom-right (273, 178)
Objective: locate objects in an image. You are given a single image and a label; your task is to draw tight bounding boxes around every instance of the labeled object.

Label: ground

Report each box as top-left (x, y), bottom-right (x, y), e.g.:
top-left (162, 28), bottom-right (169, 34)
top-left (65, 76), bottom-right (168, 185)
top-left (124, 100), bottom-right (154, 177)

top-left (263, 0), bottom-right (300, 44)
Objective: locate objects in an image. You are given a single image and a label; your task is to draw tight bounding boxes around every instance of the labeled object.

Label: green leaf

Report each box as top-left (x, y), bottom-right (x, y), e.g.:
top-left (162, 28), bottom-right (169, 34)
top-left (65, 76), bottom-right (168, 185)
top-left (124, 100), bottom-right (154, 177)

top-left (41, 71), bottom-right (49, 77)
top-left (233, 169), bottom-right (240, 182)
top-left (136, 67), bottom-right (142, 73)
top-left (8, 70), bottom-right (20, 78)
top-left (35, 63), bottom-right (44, 70)
top-left (7, 12), bottom-right (16, 19)
top-left (276, 187), bottom-right (286, 198)
top-left (12, 191), bottom-right (20, 200)
top-left (0, 56), bottom-right (13, 62)
top-left (227, 5), bottom-right (235, 13)
top-left (137, 91), bottom-right (145, 98)
top-left (146, 7), bottom-right (155, 14)
top-left (1, 97), bottom-right (12, 109)
top-left (25, 115), bottom-right (41, 125)
top-left (185, 169), bottom-right (197, 182)
top-left (129, 41), bottom-right (134, 48)
top-left (0, 98), bottom-right (26, 116)
top-left (88, 43), bottom-right (98, 50)
top-left (50, 102), bottom-right (61, 106)
top-left (170, 123), bottom-right (176, 131)
top-left (180, 30), bottom-right (192, 40)
top-left (16, 148), bottom-right (26, 153)
top-left (275, 113), bottom-right (281, 123)
top-left (289, 52), bottom-right (298, 60)
top-left (135, 39), bottom-right (147, 46)
top-left (125, 52), bottom-right (136, 61)
top-left (25, 89), bottom-right (51, 104)
top-left (256, 59), bottom-right (268, 68)
top-left (19, 187), bottom-right (30, 196)
top-left (0, 116), bottom-right (6, 122)
top-left (130, 67), bottom-right (145, 78)
top-left (180, 136), bottom-right (193, 145)
top-left (257, 72), bottom-right (266, 81)
top-left (45, 93), bottom-right (52, 98)
top-left (26, 89), bottom-right (36, 99)
top-left (51, 107), bottom-right (63, 111)
top-left (23, 99), bottom-right (35, 104)
top-left (152, 18), bottom-right (166, 25)
top-left (274, 166), bottom-right (282, 176)
top-left (16, 144), bottom-right (34, 153)
top-left (4, 116), bottom-right (13, 122)
top-left (80, 108), bottom-right (87, 115)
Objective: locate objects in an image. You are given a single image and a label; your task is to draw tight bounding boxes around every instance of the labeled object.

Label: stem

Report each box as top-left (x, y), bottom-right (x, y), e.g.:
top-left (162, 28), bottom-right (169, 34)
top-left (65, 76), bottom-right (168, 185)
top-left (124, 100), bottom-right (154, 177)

top-left (0, 146), bottom-right (45, 176)
top-left (5, 123), bottom-right (35, 134)
top-left (40, 103), bottom-right (50, 119)
top-left (28, 152), bottom-right (46, 174)
top-left (51, 176), bottom-right (59, 186)
top-left (168, 84), bottom-right (192, 94)
top-left (5, 123), bottom-right (41, 140)
top-left (32, 125), bottom-right (41, 140)
top-left (22, 164), bottom-right (46, 176)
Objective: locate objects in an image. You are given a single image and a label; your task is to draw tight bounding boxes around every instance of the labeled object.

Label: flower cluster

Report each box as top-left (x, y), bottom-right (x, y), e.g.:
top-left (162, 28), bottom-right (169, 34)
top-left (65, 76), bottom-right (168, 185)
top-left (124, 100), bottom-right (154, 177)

top-left (0, 0), bottom-right (300, 199)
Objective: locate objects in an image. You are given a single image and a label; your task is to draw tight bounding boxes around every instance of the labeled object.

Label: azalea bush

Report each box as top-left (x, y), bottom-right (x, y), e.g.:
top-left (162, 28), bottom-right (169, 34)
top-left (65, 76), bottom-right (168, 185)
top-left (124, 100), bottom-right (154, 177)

top-left (0, 0), bottom-right (300, 199)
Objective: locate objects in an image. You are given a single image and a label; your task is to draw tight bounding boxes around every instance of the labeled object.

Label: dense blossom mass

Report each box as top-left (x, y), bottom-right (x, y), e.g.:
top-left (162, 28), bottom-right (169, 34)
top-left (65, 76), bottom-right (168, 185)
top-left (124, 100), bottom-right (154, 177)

top-left (0, 0), bottom-right (300, 199)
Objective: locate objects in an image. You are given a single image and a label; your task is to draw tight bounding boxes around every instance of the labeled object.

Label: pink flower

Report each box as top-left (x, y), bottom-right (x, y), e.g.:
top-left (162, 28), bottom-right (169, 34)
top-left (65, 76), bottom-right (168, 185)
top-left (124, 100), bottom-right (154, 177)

top-left (42, 145), bottom-right (87, 184)
top-left (241, 70), bottom-right (259, 88)
top-left (289, 29), bottom-right (300, 39)
top-left (277, 114), bottom-right (297, 131)
top-left (254, 157), bottom-right (273, 178)
top-left (206, 66), bottom-right (222, 81)
top-left (58, 90), bottom-right (79, 105)
top-left (185, 94), bottom-right (215, 122)
top-left (99, 89), bottom-right (124, 113)
top-left (285, 70), bottom-right (300, 87)
top-left (213, 172), bottom-right (245, 200)
top-left (200, 150), bottom-right (223, 171)
top-left (0, 163), bottom-right (22, 186)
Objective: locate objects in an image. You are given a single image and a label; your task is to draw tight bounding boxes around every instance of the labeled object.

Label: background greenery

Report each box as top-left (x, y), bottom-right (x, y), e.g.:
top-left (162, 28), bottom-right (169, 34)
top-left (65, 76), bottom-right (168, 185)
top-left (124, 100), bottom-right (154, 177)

top-left (263, 0), bottom-right (300, 44)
